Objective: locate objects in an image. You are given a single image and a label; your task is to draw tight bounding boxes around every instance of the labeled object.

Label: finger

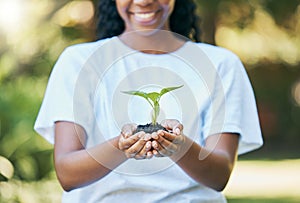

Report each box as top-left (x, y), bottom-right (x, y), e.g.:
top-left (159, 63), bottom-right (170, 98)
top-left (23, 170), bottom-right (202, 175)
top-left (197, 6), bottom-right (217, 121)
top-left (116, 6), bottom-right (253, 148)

top-left (126, 139), bottom-right (147, 158)
top-left (152, 149), bottom-right (164, 157)
top-left (174, 122), bottom-right (183, 133)
top-left (143, 133), bottom-right (152, 141)
top-left (134, 137), bottom-right (153, 159)
top-left (134, 154), bottom-right (146, 160)
top-left (119, 131), bottom-right (144, 150)
top-left (156, 135), bottom-right (178, 153)
top-left (136, 141), bottom-right (152, 158)
top-left (157, 130), bottom-right (176, 141)
top-left (160, 130), bottom-right (184, 144)
top-left (173, 125), bottom-right (182, 135)
top-left (151, 131), bottom-right (159, 140)
top-left (173, 134), bottom-right (185, 144)
top-left (152, 140), bottom-right (173, 157)
top-left (161, 119), bottom-right (183, 132)
top-left (146, 151), bottom-right (154, 159)
top-left (121, 123), bottom-right (137, 138)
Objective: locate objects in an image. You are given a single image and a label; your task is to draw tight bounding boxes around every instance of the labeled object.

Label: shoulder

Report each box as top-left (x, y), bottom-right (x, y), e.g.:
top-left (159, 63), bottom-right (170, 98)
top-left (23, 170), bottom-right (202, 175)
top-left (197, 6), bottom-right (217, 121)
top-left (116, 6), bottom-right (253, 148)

top-left (50, 38), bottom-right (114, 79)
top-left (191, 42), bottom-right (245, 75)
top-left (52, 37), bottom-right (115, 73)
top-left (195, 43), bottom-right (241, 64)
top-left (60, 37), bottom-right (113, 61)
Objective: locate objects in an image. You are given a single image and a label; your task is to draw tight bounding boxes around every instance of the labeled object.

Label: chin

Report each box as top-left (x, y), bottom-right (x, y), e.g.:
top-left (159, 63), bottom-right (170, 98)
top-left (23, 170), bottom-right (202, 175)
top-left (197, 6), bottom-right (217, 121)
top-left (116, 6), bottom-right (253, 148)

top-left (134, 28), bottom-right (163, 36)
top-left (132, 23), bottom-right (170, 37)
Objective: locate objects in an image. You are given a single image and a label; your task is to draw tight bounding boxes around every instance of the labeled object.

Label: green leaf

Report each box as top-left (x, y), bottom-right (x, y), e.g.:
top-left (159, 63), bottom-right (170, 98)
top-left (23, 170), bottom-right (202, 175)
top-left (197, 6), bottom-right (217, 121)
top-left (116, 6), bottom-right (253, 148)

top-left (122, 85), bottom-right (183, 125)
top-left (121, 90), bottom-right (148, 100)
top-left (160, 85), bottom-right (183, 97)
top-left (122, 91), bottom-right (147, 98)
top-left (122, 90), bottom-right (154, 107)
top-left (147, 92), bottom-right (160, 103)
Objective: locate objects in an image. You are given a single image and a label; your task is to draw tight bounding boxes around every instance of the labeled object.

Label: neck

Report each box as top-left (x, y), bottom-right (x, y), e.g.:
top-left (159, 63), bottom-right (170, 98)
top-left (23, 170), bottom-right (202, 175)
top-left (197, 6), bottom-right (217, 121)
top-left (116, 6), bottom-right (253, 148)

top-left (119, 30), bottom-right (187, 54)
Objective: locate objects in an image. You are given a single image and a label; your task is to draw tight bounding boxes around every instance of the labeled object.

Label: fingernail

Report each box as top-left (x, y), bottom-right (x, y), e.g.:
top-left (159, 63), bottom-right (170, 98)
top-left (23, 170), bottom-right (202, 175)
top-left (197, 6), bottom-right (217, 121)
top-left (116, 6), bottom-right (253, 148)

top-left (152, 134), bottom-right (158, 139)
top-left (175, 128), bottom-right (180, 135)
top-left (138, 132), bottom-right (144, 138)
top-left (145, 134), bottom-right (152, 140)
top-left (147, 151), bottom-right (153, 158)
top-left (124, 132), bottom-right (130, 138)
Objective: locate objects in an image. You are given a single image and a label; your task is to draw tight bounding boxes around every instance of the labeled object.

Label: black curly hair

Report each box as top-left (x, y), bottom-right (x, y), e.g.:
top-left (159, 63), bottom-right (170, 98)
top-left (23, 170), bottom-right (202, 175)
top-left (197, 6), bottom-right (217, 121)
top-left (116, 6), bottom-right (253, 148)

top-left (96, 0), bottom-right (201, 42)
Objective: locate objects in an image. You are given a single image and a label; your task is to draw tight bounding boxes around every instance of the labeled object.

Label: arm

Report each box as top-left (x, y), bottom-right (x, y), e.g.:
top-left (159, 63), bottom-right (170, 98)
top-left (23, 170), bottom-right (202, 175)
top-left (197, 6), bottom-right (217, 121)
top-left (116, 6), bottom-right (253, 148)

top-left (54, 122), bottom-right (153, 191)
top-left (54, 121), bottom-right (127, 191)
top-left (174, 132), bottom-right (239, 191)
top-left (152, 119), bottom-right (239, 191)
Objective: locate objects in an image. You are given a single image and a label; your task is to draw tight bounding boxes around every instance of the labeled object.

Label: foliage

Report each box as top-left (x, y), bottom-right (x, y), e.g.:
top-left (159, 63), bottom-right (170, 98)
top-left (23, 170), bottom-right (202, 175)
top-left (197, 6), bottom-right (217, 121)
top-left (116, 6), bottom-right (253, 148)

top-left (0, 178), bottom-right (62, 203)
top-left (122, 85), bottom-right (183, 125)
top-left (0, 0), bottom-right (94, 181)
top-left (0, 76), bottom-right (54, 181)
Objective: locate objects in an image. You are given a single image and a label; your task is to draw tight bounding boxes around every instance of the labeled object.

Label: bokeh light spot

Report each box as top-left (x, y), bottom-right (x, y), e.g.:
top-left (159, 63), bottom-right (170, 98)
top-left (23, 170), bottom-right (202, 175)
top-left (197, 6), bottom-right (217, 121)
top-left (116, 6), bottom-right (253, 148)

top-left (0, 0), bottom-right (25, 33)
top-left (53, 1), bottom-right (95, 27)
top-left (292, 81), bottom-right (300, 106)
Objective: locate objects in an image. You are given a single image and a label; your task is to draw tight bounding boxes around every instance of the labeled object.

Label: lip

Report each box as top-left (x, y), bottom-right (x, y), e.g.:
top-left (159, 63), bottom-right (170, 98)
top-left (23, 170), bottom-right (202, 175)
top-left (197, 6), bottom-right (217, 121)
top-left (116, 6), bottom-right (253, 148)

top-left (135, 12), bottom-right (155, 20)
top-left (128, 9), bottom-right (161, 24)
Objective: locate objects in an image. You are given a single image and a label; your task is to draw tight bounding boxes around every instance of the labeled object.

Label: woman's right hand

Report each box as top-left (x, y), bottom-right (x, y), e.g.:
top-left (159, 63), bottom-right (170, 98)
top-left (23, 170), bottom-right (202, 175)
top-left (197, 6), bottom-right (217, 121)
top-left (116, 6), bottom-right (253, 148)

top-left (118, 124), bottom-right (153, 159)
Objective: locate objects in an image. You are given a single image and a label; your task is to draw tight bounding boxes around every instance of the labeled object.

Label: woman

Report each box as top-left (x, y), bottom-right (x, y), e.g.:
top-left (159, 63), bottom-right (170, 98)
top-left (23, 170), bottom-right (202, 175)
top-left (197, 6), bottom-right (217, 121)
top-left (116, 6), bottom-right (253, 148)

top-left (35, 0), bottom-right (263, 202)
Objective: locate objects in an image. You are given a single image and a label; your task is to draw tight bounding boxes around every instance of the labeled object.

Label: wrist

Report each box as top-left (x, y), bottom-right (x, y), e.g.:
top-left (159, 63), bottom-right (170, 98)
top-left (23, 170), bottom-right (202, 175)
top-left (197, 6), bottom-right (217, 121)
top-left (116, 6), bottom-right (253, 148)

top-left (171, 135), bottom-right (192, 161)
top-left (111, 136), bottom-right (128, 160)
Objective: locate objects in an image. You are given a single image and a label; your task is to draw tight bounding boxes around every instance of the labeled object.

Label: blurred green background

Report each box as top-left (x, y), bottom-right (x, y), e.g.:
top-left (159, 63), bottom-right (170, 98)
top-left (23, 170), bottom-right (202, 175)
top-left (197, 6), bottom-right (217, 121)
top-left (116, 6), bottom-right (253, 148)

top-left (0, 0), bottom-right (299, 202)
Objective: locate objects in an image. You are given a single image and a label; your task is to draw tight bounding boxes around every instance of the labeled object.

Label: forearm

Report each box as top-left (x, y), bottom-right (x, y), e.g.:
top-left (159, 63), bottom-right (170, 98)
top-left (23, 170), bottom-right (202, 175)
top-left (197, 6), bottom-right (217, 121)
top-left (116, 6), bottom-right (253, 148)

top-left (172, 136), bottom-right (237, 191)
top-left (55, 136), bottom-right (127, 191)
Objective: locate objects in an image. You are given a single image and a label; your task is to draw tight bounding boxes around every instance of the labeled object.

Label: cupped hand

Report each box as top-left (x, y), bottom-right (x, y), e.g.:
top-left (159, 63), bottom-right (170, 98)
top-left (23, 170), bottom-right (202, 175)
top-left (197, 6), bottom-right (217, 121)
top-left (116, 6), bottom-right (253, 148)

top-left (151, 119), bottom-right (185, 157)
top-left (118, 123), bottom-right (153, 160)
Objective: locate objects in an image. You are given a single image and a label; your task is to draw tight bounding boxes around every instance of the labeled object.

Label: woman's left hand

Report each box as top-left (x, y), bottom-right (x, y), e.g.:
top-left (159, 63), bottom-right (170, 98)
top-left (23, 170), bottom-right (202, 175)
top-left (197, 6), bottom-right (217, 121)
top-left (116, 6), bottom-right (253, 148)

top-left (119, 123), bottom-right (153, 160)
top-left (151, 119), bottom-right (185, 157)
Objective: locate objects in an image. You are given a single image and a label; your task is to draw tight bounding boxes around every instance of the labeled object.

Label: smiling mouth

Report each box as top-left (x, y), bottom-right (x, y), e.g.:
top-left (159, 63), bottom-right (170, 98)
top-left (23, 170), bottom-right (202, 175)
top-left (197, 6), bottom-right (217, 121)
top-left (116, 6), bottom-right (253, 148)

top-left (129, 10), bottom-right (161, 22)
top-left (135, 12), bottom-right (155, 19)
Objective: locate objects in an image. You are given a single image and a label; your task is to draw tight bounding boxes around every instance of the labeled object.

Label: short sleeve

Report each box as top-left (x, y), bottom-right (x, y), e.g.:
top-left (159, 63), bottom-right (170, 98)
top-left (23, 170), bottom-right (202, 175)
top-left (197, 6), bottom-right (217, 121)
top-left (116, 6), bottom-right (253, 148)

top-left (201, 50), bottom-right (263, 155)
top-left (34, 47), bottom-right (93, 144)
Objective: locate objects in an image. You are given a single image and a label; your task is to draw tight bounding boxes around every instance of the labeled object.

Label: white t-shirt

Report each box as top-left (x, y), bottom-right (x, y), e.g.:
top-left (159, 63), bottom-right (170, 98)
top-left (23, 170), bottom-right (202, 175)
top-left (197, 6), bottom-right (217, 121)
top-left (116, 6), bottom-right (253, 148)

top-left (34, 37), bottom-right (263, 203)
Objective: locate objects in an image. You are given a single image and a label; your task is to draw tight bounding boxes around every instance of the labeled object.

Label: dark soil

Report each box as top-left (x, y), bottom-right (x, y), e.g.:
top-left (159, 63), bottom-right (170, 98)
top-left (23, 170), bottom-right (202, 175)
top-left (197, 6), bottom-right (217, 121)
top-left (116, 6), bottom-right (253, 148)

top-left (134, 123), bottom-right (167, 134)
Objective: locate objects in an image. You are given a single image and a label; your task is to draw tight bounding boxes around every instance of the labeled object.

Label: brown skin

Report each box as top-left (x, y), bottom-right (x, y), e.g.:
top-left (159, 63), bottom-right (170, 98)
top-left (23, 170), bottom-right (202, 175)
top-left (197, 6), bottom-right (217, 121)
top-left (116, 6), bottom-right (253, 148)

top-left (54, 122), bottom-right (127, 191)
top-left (54, 120), bottom-right (239, 192)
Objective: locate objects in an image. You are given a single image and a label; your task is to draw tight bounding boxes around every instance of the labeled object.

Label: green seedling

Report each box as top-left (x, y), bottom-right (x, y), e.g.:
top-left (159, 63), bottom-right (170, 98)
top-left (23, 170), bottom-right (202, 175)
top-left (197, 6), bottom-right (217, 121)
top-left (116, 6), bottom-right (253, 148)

top-left (122, 85), bottom-right (183, 126)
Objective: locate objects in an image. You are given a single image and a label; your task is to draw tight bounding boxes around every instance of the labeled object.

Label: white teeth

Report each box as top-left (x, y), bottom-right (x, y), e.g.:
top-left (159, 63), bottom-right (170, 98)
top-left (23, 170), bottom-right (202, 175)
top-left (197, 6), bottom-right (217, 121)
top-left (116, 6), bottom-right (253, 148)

top-left (135, 12), bottom-right (155, 19)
